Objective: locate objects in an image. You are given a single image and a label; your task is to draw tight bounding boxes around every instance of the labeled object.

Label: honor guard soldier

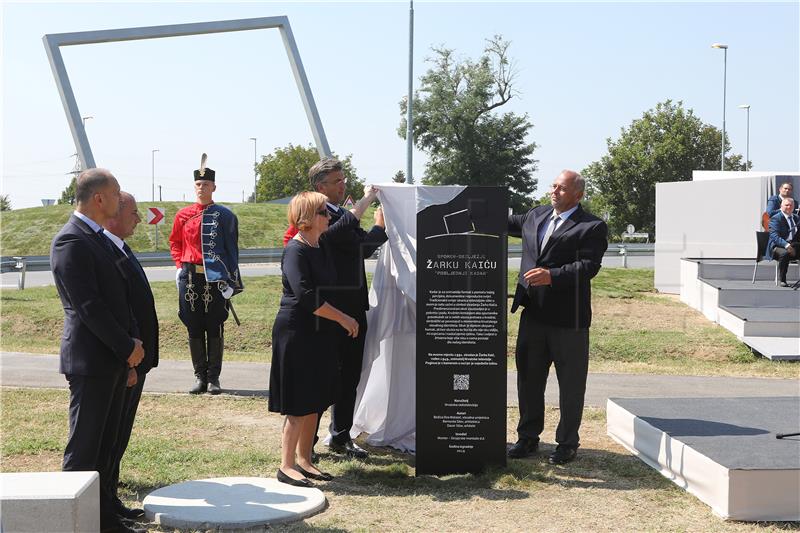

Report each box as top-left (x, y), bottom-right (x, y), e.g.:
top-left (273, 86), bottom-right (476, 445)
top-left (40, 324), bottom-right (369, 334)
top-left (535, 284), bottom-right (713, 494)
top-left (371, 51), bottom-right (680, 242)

top-left (169, 153), bottom-right (243, 394)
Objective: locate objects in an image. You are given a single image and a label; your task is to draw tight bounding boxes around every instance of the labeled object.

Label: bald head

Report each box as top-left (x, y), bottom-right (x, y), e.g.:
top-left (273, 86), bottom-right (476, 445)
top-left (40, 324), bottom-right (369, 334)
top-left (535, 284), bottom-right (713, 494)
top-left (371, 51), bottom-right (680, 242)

top-left (549, 169), bottom-right (585, 213)
top-left (74, 168), bottom-right (121, 225)
top-left (104, 191), bottom-right (141, 240)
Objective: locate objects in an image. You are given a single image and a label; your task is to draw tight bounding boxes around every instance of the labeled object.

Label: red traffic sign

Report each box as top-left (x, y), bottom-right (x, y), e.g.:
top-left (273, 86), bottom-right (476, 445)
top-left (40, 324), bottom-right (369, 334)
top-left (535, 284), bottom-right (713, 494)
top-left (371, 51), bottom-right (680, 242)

top-left (147, 207), bottom-right (165, 225)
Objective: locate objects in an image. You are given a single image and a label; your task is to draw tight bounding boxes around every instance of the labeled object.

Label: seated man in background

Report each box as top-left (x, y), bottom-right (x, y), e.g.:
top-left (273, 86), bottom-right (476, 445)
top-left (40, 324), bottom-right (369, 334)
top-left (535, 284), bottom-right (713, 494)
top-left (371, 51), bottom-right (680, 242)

top-left (767, 182), bottom-right (796, 217)
top-left (768, 197), bottom-right (799, 287)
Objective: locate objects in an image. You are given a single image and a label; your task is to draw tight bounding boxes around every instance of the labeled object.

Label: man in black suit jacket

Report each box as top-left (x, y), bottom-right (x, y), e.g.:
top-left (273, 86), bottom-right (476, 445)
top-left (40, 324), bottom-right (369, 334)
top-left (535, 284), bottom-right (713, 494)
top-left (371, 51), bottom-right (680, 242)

top-left (309, 158), bottom-right (387, 458)
top-left (51, 169), bottom-right (145, 533)
top-left (767, 197), bottom-right (799, 286)
top-left (103, 192), bottom-right (159, 522)
top-left (507, 170), bottom-right (608, 465)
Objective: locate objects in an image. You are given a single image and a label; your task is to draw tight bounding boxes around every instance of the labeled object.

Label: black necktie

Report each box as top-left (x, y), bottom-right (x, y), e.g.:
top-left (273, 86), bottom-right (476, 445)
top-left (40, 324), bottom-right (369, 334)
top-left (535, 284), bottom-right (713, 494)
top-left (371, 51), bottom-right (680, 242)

top-left (122, 243), bottom-right (148, 283)
top-left (96, 229), bottom-right (119, 257)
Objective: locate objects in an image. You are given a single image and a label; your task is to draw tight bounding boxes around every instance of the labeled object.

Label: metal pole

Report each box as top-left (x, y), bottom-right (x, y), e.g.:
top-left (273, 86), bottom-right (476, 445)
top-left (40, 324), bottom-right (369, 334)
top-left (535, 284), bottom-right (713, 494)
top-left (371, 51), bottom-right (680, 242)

top-left (151, 149), bottom-right (159, 201)
top-left (721, 48), bottom-right (727, 171)
top-left (159, 185), bottom-right (162, 201)
top-left (745, 106), bottom-right (750, 170)
top-left (250, 137), bottom-right (257, 202)
top-left (405, 0), bottom-right (414, 184)
top-left (151, 148), bottom-right (159, 250)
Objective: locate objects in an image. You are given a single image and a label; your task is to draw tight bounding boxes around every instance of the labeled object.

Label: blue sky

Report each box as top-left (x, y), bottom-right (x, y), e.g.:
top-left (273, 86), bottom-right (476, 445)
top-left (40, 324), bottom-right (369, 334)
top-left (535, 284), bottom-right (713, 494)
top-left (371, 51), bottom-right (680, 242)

top-left (2, 1), bottom-right (798, 208)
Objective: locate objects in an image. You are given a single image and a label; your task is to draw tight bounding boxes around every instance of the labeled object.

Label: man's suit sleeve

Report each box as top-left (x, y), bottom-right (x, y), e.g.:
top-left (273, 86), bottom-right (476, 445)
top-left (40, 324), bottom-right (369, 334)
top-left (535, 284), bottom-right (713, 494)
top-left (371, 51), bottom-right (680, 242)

top-left (766, 196), bottom-right (781, 217)
top-left (508, 213), bottom-right (526, 237)
top-left (769, 215), bottom-right (789, 248)
top-left (549, 220), bottom-right (609, 290)
top-left (355, 224), bottom-right (387, 258)
top-left (52, 234), bottom-right (135, 363)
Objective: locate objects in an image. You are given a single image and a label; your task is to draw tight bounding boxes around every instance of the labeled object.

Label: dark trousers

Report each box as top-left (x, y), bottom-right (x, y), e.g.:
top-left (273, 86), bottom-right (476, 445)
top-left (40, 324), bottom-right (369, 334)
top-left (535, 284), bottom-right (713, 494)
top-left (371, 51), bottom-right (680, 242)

top-left (328, 313), bottom-right (368, 443)
top-left (515, 308), bottom-right (589, 449)
top-left (109, 373), bottom-right (146, 504)
top-left (63, 368), bottom-right (127, 528)
top-left (178, 267), bottom-right (228, 337)
top-left (772, 245), bottom-right (797, 283)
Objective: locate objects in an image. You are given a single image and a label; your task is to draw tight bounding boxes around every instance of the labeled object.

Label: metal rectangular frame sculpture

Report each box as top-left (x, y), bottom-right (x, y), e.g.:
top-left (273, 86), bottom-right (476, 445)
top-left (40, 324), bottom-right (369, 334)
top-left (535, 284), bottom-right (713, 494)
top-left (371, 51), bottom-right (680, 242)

top-left (43, 16), bottom-right (331, 170)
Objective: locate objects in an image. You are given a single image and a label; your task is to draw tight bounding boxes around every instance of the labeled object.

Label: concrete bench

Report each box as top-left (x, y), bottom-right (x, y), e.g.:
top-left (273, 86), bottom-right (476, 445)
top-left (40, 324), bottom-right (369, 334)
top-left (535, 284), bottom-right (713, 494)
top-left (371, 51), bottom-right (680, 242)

top-left (0, 471), bottom-right (99, 532)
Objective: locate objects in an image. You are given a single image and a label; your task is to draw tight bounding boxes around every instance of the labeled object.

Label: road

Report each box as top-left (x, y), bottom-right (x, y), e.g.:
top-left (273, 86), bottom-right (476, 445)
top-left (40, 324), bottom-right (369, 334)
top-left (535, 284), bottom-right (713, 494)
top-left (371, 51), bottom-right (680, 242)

top-left (1, 255), bottom-right (655, 289)
top-left (2, 352), bottom-right (796, 408)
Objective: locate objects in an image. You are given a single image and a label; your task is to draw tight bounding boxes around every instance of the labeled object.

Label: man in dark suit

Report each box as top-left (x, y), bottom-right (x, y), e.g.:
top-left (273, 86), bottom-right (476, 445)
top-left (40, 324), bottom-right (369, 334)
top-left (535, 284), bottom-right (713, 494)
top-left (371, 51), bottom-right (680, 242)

top-left (51, 169), bottom-right (146, 533)
top-left (308, 158), bottom-right (387, 458)
top-left (103, 192), bottom-right (159, 523)
top-left (768, 197), bottom-right (799, 287)
top-left (766, 182), bottom-right (796, 217)
top-left (507, 169), bottom-right (608, 465)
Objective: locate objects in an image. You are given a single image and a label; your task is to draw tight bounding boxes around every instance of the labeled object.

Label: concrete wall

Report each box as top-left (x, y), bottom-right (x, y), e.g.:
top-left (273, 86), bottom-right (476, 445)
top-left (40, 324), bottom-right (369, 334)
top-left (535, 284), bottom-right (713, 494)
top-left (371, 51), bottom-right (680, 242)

top-left (654, 177), bottom-right (766, 293)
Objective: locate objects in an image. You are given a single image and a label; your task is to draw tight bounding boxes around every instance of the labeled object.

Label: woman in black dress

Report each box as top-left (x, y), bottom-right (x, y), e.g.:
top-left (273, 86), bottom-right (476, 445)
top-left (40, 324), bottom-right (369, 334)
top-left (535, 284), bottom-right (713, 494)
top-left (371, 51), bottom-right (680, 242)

top-left (270, 188), bottom-right (378, 487)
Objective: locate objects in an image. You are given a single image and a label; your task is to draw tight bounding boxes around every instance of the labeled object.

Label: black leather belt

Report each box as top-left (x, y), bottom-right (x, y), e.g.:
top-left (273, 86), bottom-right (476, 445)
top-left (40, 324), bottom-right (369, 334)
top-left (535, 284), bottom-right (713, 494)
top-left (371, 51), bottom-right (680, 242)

top-left (184, 263), bottom-right (205, 274)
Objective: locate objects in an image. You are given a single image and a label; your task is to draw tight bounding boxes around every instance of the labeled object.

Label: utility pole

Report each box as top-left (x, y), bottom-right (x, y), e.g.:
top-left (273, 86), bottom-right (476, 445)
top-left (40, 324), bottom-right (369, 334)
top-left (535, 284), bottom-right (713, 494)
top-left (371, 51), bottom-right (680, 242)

top-left (405, 0), bottom-right (414, 184)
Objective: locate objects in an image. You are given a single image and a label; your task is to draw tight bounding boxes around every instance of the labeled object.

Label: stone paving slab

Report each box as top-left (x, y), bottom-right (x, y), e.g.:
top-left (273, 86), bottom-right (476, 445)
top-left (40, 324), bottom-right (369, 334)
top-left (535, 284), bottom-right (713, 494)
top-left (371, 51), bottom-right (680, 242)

top-left (2, 351), bottom-right (797, 408)
top-left (143, 476), bottom-right (326, 529)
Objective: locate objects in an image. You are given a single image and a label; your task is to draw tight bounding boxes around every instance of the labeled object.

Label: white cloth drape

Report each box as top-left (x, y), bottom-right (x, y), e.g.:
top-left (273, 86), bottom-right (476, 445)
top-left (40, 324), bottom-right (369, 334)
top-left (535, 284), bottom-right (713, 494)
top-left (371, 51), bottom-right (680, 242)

top-left (349, 184), bottom-right (465, 453)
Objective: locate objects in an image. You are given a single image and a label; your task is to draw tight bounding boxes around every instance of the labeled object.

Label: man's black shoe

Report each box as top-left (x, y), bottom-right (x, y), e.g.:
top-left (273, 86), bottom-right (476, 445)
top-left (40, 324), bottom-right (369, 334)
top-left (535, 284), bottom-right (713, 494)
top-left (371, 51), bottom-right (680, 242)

top-left (507, 438), bottom-right (539, 458)
top-left (780, 281), bottom-right (789, 287)
top-left (329, 439), bottom-right (369, 459)
top-left (548, 447), bottom-right (577, 465)
top-left (116, 503), bottom-right (145, 520)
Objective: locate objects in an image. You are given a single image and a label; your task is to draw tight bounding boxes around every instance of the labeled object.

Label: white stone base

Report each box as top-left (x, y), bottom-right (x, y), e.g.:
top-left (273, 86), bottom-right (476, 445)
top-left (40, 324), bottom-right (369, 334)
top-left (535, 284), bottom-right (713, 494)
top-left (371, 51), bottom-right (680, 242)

top-left (143, 476), bottom-right (326, 529)
top-left (0, 471), bottom-right (100, 533)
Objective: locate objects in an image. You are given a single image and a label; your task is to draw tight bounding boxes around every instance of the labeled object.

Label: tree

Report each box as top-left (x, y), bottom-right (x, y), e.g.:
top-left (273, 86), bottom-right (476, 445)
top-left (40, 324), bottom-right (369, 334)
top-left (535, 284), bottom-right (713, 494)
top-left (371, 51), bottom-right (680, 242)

top-left (399, 36), bottom-right (538, 212)
top-left (392, 170), bottom-right (406, 183)
top-left (582, 100), bottom-right (745, 237)
top-left (0, 194), bottom-right (11, 211)
top-left (254, 144), bottom-right (365, 202)
top-left (58, 177), bottom-right (77, 205)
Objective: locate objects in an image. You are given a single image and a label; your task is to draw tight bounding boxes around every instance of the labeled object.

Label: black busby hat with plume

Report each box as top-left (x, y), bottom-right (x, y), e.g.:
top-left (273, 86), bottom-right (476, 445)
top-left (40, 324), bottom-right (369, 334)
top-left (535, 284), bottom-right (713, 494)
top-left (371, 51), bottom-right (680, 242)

top-left (193, 153), bottom-right (216, 182)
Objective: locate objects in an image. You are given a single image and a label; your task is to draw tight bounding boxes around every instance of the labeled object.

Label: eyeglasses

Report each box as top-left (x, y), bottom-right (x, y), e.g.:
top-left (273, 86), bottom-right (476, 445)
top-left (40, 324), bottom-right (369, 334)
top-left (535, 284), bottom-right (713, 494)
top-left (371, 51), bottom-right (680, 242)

top-left (316, 209), bottom-right (331, 217)
top-left (321, 177), bottom-right (347, 186)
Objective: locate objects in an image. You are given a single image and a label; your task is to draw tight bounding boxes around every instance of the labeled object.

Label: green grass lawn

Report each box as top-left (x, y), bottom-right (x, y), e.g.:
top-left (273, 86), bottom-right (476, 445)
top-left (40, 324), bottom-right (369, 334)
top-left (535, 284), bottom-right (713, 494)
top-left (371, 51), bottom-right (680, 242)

top-left (2, 268), bottom-right (796, 377)
top-left (0, 388), bottom-right (792, 532)
top-left (0, 202), bottom-right (382, 256)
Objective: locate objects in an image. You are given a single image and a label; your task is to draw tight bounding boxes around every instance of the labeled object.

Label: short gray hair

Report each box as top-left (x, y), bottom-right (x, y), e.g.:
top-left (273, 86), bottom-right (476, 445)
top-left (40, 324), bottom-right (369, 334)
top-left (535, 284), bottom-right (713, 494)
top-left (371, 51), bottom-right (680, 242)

top-left (308, 158), bottom-right (343, 191)
top-left (560, 169), bottom-right (585, 193)
top-left (75, 168), bottom-right (114, 205)
top-left (574, 172), bottom-right (586, 193)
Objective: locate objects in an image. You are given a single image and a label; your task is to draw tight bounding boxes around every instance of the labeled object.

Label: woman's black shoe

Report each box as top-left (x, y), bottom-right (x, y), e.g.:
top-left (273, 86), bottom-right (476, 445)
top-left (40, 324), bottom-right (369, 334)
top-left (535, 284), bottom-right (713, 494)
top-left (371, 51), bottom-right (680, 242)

top-left (294, 464), bottom-right (334, 481)
top-left (277, 469), bottom-right (314, 487)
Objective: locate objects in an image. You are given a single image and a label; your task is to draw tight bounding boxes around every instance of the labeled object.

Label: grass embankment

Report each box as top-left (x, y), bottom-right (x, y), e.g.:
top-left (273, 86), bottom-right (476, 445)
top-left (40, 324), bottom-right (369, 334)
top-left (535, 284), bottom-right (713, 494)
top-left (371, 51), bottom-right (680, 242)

top-left (1, 388), bottom-right (793, 532)
top-left (0, 202), bottom-right (512, 256)
top-left (0, 202), bottom-right (296, 255)
top-left (1, 269), bottom-right (795, 378)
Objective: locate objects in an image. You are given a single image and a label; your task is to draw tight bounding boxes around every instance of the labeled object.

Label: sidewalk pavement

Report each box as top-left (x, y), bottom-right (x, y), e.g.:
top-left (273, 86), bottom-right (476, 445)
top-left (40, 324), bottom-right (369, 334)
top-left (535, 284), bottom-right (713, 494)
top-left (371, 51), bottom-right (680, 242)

top-left (2, 351), bottom-right (797, 407)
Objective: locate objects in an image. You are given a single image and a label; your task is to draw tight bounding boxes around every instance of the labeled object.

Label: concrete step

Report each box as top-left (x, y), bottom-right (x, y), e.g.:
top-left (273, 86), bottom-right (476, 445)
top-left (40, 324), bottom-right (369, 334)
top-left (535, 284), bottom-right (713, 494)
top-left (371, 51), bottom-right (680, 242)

top-left (699, 260), bottom-right (800, 281)
top-left (742, 335), bottom-right (800, 361)
top-left (719, 305), bottom-right (800, 337)
top-left (699, 278), bottom-right (800, 308)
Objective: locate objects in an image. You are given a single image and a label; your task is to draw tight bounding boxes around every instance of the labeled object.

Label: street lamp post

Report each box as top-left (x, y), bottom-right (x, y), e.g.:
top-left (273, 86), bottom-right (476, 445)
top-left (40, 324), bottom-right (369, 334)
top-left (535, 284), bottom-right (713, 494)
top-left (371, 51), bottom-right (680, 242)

top-left (151, 149), bottom-right (159, 202)
top-left (738, 104), bottom-right (750, 171)
top-left (249, 137), bottom-right (257, 202)
top-left (711, 43), bottom-right (728, 171)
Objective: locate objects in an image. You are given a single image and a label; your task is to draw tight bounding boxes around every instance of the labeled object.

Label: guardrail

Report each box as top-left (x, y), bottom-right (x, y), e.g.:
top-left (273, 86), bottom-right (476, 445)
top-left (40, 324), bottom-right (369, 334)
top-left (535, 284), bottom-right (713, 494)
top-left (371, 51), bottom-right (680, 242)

top-left (1, 243), bottom-right (655, 288)
top-left (2, 244), bottom-right (655, 271)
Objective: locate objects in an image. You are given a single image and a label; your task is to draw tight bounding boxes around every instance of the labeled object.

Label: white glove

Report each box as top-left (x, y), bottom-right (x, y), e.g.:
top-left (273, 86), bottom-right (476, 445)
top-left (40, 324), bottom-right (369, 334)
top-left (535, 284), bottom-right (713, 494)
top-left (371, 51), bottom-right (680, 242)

top-left (220, 282), bottom-right (234, 300)
top-left (175, 267), bottom-right (181, 290)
